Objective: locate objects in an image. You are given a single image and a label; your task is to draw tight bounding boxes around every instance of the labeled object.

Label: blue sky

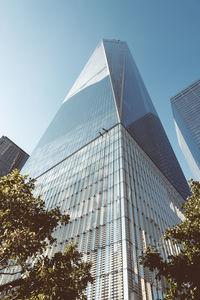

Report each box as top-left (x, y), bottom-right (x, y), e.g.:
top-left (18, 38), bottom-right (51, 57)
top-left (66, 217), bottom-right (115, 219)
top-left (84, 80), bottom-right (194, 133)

top-left (0, 0), bottom-right (199, 180)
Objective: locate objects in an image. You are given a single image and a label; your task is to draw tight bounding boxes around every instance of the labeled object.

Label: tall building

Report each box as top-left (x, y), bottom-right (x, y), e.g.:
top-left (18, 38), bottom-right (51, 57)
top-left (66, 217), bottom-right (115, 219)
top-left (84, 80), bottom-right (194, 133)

top-left (21, 40), bottom-right (189, 299)
top-left (0, 136), bottom-right (29, 177)
top-left (171, 80), bottom-right (200, 180)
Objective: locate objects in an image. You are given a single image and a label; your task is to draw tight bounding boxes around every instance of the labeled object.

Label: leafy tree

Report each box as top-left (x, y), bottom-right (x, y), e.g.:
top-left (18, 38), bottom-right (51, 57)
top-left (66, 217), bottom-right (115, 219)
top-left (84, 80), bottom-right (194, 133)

top-left (140, 180), bottom-right (200, 299)
top-left (4, 244), bottom-right (93, 300)
top-left (0, 169), bottom-right (93, 299)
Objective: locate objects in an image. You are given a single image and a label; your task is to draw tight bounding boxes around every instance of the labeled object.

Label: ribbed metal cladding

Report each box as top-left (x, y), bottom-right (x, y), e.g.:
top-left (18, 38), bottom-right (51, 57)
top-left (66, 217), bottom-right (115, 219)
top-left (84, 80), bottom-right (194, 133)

top-left (126, 113), bottom-right (190, 199)
top-left (30, 124), bottom-right (184, 300)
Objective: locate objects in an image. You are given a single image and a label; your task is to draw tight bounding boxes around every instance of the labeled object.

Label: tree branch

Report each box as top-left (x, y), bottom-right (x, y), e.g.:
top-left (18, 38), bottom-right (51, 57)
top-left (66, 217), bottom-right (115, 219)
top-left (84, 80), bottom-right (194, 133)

top-left (0, 277), bottom-right (24, 292)
top-left (0, 270), bottom-right (22, 276)
top-left (0, 264), bottom-right (16, 271)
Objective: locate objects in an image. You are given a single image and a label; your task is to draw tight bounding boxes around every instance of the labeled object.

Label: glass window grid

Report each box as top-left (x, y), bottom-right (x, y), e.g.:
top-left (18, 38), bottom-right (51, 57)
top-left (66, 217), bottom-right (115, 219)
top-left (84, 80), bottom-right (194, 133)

top-left (32, 124), bottom-right (185, 299)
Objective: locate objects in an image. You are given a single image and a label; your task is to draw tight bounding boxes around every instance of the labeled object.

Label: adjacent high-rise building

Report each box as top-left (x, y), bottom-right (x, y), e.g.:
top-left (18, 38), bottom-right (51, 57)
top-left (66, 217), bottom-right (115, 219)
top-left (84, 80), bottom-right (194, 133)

top-left (0, 136), bottom-right (29, 177)
top-left (21, 40), bottom-right (189, 299)
top-left (171, 80), bottom-right (200, 180)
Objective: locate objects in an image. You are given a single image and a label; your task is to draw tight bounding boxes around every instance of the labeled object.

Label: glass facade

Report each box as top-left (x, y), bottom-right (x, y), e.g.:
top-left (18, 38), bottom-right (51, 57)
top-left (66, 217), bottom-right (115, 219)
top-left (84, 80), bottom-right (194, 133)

top-left (0, 136), bottom-right (29, 177)
top-left (171, 80), bottom-right (200, 180)
top-left (20, 40), bottom-right (189, 299)
top-left (29, 124), bottom-right (183, 300)
top-left (23, 42), bottom-right (118, 178)
top-left (23, 39), bottom-right (189, 199)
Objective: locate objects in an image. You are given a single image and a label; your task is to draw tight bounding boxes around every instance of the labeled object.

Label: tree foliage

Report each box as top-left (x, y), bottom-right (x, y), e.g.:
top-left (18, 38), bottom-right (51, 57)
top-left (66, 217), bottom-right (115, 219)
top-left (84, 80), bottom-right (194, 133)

top-left (0, 170), bottom-right (93, 299)
top-left (141, 180), bottom-right (200, 299)
top-left (4, 244), bottom-right (93, 300)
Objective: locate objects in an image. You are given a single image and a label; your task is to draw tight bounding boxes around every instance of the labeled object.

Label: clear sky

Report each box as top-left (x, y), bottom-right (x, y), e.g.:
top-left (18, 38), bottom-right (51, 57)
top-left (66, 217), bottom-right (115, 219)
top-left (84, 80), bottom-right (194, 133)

top-left (0, 0), bottom-right (199, 181)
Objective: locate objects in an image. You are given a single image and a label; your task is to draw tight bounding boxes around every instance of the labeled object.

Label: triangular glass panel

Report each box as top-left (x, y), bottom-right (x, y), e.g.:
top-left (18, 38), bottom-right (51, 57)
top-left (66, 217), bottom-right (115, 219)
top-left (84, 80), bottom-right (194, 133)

top-left (64, 41), bottom-right (109, 102)
top-left (103, 39), bottom-right (126, 119)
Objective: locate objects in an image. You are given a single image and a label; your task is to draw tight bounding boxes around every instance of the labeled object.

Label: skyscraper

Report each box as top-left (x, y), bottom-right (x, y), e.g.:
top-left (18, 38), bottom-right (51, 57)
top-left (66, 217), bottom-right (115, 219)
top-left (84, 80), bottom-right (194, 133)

top-left (22, 40), bottom-right (189, 299)
top-left (171, 80), bottom-right (200, 180)
top-left (0, 136), bottom-right (29, 177)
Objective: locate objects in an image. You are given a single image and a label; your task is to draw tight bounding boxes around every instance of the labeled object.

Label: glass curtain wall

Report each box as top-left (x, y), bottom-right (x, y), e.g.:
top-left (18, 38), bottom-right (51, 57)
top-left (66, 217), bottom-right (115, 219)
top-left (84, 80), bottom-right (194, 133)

top-left (171, 80), bottom-right (200, 180)
top-left (18, 39), bottom-right (188, 300)
top-left (33, 124), bottom-right (184, 300)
